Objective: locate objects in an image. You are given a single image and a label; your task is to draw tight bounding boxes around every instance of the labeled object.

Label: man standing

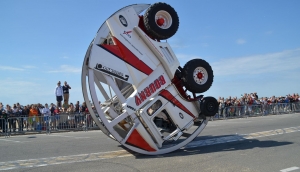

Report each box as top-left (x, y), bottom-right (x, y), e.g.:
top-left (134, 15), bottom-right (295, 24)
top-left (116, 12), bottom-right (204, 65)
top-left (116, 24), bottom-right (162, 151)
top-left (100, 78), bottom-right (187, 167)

top-left (63, 81), bottom-right (71, 106)
top-left (55, 81), bottom-right (63, 108)
top-left (42, 103), bottom-right (51, 132)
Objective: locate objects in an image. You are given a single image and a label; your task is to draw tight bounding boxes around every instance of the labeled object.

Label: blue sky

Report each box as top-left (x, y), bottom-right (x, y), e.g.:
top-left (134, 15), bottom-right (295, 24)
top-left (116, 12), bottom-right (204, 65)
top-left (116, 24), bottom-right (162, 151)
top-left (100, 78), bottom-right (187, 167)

top-left (1, 0), bottom-right (300, 106)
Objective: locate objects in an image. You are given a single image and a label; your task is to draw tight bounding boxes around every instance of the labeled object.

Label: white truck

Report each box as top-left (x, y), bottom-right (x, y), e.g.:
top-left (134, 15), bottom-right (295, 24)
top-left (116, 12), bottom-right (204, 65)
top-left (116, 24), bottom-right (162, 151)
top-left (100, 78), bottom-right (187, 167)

top-left (81, 2), bottom-right (218, 155)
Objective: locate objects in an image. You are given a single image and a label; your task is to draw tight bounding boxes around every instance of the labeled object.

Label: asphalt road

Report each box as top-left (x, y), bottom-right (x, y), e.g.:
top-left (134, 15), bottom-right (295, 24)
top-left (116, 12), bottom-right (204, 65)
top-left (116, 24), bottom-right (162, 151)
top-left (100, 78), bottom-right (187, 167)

top-left (1, 113), bottom-right (300, 172)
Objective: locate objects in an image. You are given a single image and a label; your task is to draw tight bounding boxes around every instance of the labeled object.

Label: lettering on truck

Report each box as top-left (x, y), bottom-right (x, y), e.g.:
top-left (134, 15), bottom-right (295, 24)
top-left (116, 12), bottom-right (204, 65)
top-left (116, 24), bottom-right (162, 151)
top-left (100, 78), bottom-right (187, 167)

top-left (135, 75), bottom-right (166, 106)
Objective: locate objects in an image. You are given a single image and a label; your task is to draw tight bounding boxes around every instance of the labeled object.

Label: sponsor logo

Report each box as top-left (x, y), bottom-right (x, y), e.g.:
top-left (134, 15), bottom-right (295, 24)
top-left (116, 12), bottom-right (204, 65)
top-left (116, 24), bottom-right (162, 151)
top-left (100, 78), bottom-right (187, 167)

top-left (95, 63), bottom-right (129, 81)
top-left (179, 112), bottom-right (184, 119)
top-left (135, 75), bottom-right (166, 106)
top-left (123, 31), bottom-right (132, 38)
top-left (127, 105), bottom-right (136, 111)
top-left (119, 15), bottom-right (128, 27)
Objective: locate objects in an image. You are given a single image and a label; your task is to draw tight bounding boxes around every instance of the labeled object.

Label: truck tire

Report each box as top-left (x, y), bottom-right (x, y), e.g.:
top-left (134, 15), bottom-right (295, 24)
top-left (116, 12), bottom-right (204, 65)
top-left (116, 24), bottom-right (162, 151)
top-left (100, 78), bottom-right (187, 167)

top-left (182, 59), bottom-right (213, 93)
top-left (200, 97), bottom-right (218, 116)
top-left (143, 2), bottom-right (179, 40)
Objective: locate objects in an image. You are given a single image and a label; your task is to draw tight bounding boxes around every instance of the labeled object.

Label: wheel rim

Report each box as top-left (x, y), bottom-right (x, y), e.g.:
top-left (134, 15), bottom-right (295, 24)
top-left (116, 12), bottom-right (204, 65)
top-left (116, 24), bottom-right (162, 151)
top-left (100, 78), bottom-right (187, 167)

top-left (207, 101), bottom-right (216, 112)
top-left (155, 10), bottom-right (172, 29)
top-left (193, 67), bottom-right (208, 85)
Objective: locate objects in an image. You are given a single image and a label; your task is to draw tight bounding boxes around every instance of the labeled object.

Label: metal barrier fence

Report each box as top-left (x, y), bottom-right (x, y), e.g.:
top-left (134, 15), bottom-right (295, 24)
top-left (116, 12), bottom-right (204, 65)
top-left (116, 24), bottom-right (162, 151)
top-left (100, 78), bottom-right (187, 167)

top-left (214, 102), bottom-right (300, 119)
top-left (1, 103), bottom-right (300, 137)
top-left (0, 113), bottom-right (99, 137)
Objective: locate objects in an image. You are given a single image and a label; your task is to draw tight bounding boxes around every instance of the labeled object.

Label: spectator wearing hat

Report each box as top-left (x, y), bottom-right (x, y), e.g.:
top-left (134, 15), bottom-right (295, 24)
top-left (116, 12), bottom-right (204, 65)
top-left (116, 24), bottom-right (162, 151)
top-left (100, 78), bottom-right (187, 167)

top-left (55, 81), bottom-right (63, 108)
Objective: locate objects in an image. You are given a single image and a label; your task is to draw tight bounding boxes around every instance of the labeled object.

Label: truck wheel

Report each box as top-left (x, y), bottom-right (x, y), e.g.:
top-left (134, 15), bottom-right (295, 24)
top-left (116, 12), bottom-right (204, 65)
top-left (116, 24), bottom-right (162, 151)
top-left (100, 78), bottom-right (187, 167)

top-left (200, 97), bottom-right (218, 116)
top-left (143, 2), bottom-right (179, 40)
top-left (182, 59), bottom-right (213, 93)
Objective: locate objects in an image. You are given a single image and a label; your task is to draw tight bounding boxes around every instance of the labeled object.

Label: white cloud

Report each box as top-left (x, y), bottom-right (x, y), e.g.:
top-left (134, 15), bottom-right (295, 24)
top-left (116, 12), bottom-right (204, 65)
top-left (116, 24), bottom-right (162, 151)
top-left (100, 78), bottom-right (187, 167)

top-left (236, 39), bottom-right (246, 45)
top-left (0, 66), bottom-right (24, 71)
top-left (0, 79), bottom-right (55, 105)
top-left (62, 56), bottom-right (69, 59)
top-left (22, 65), bottom-right (37, 69)
top-left (212, 48), bottom-right (300, 76)
top-left (47, 65), bottom-right (81, 73)
top-left (0, 80), bottom-right (38, 95)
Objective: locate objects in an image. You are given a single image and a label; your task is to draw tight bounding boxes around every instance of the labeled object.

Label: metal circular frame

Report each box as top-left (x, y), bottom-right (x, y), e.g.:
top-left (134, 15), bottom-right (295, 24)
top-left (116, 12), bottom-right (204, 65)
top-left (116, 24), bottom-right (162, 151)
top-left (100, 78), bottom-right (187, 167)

top-left (81, 4), bottom-right (209, 155)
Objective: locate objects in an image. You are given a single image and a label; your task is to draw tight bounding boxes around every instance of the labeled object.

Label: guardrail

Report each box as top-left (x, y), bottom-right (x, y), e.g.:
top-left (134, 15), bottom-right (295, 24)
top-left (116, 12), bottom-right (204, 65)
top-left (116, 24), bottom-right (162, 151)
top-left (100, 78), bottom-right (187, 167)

top-left (214, 102), bottom-right (300, 119)
top-left (0, 113), bottom-right (99, 137)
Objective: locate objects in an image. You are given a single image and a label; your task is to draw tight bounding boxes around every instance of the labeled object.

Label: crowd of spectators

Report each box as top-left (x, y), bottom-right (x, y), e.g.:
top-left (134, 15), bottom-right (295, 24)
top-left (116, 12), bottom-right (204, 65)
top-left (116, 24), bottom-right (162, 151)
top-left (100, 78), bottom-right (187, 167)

top-left (217, 92), bottom-right (300, 117)
top-left (1, 92), bottom-right (300, 133)
top-left (0, 101), bottom-right (93, 133)
top-left (0, 81), bottom-right (98, 133)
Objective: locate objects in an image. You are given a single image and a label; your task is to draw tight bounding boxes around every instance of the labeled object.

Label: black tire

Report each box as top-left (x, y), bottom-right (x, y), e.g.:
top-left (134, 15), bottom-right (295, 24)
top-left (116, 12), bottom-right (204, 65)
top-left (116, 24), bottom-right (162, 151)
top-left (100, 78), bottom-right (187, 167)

top-left (182, 59), bottom-right (213, 93)
top-left (200, 97), bottom-right (218, 116)
top-left (143, 2), bottom-right (179, 40)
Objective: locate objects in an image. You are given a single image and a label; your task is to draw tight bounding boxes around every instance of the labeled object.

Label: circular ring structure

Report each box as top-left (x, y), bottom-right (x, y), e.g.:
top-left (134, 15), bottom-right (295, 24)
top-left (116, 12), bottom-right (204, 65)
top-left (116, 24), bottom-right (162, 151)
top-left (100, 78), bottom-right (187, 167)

top-left (81, 4), bottom-right (209, 155)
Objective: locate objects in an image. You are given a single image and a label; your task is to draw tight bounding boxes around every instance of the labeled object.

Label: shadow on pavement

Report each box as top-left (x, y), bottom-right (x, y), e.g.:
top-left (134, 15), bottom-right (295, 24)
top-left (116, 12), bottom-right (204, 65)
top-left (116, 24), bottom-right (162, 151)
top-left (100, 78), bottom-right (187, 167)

top-left (132, 136), bottom-right (292, 159)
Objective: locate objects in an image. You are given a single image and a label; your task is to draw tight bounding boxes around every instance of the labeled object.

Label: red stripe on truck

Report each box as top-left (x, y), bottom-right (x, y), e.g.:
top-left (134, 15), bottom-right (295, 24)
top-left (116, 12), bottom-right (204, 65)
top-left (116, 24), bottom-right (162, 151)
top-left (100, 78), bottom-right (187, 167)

top-left (126, 129), bottom-right (156, 152)
top-left (100, 37), bottom-right (153, 75)
top-left (159, 90), bottom-right (196, 118)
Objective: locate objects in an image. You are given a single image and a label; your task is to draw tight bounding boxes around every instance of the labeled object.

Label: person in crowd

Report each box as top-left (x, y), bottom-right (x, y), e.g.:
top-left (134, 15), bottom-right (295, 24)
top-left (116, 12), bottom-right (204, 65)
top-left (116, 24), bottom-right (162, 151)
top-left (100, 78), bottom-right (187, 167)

top-left (85, 104), bottom-right (92, 128)
top-left (49, 103), bottom-right (55, 114)
top-left (29, 105), bottom-right (39, 130)
top-left (10, 104), bottom-right (19, 132)
top-left (67, 103), bottom-right (75, 128)
top-left (22, 105), bottom-right (30, 131)
top-left (53, 106), bottom-right (60, 130)
top-left (16, 103), bottom-right (23, 132)
top-left (5, 104), bottom-right (15, 132)
top-left (62, 81), bottom-right (71, 107)
top-left (49, 103), bottom-right (55, 129)
top-left (253, 92), bottom-right (258, 99)
top-left (37, 103), bottom-right (44, 128)
top-left (74, 101), bottom-right (81, 128)
top-left (224, 99), bottom-right (232, 117)
top-left (218, 97), bottom-right (225, 117)
top-left (62, 102), bottom-right (68, 113)
top-left (54, 81), bottom-right (63, 108)
top-left (237, 98), bottom-right (244, 116)
top-left (247, 94), bottom-right (254, 115)
top-left (0, 103), bottom-right (4, 132)
top-left (79, 102), bottom-right (87, 127)
top-left (42, 103), bottom-right (51, 131)
top-left (1, 105), bottom-right (10, 133)
top-left (261, 97), bottom-right (268, 115)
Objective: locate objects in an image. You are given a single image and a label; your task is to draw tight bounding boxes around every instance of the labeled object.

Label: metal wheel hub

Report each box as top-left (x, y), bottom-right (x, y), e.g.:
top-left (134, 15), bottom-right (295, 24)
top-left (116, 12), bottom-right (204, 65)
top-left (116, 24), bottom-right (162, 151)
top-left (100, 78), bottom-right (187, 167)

top-left (207, 102), bottom-right (215, 112)
top-left (193, 67), bottom-right (208, 85)
top-left (155, 10), bottom-right (172, 29)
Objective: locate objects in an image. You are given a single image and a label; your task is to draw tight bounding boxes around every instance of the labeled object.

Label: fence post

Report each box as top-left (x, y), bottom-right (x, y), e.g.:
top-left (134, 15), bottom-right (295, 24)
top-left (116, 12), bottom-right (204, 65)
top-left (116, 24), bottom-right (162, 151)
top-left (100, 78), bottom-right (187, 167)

top-left (5, 118), bottom-right (8, 138)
